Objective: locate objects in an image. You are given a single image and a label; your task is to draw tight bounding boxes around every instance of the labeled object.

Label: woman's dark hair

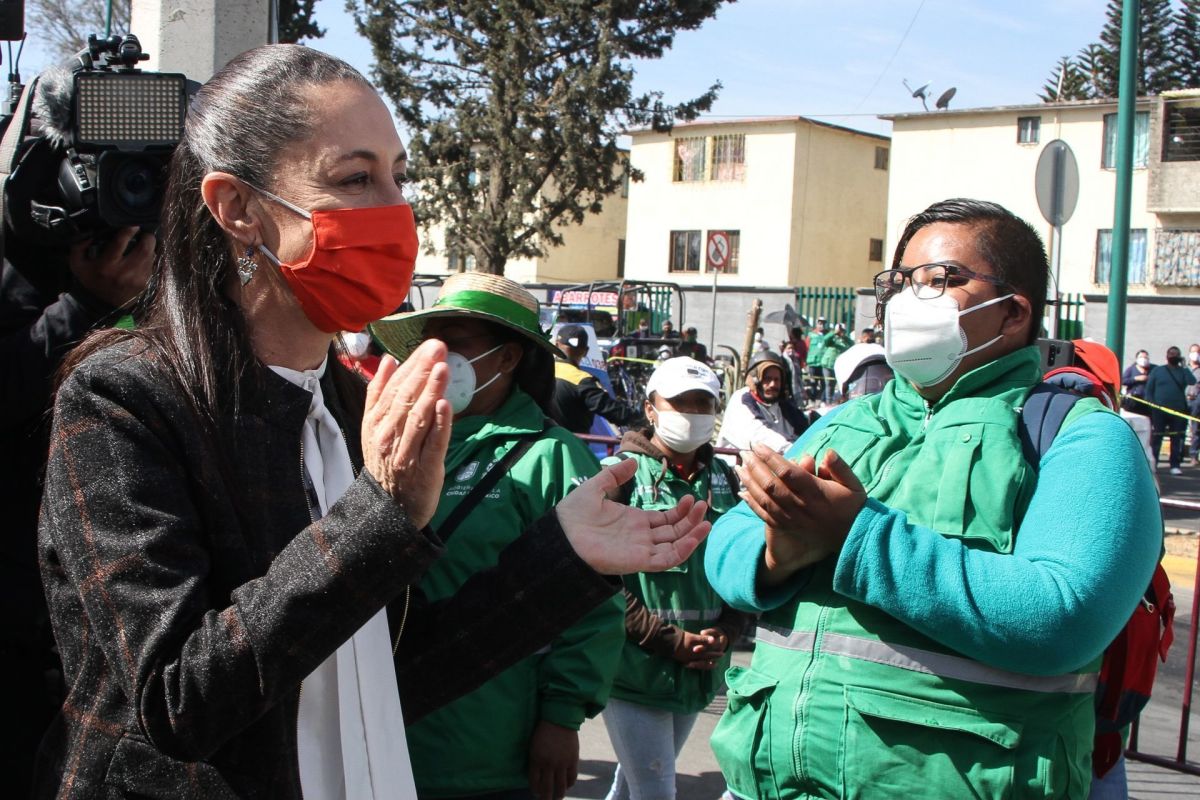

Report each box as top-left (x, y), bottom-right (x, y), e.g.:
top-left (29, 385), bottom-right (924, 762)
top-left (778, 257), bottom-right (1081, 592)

top-left (63, 45), bottom-right (372, 430)
top-left (485, 321), bottom-right (556, 415)
top-left (889, 198), bottom-right (1049, 345)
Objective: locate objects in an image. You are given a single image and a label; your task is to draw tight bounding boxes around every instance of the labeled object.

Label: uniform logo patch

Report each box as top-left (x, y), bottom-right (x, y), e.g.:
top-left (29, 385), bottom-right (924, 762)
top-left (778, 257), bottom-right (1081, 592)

top-left (456, 461), bottom-right (480, 482)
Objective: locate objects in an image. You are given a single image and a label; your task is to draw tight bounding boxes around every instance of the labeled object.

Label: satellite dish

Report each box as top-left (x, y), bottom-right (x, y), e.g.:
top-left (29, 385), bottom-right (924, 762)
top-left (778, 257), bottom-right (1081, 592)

top-left (935, 87), bottom-right (957, 110)
top-left (902, 79), bottom-right (932, 111)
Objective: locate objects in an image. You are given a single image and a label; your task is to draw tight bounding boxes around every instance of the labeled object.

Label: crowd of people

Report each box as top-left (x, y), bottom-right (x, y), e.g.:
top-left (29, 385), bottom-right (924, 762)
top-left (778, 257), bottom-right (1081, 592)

top-left (1, 43), bottom-right (1168, 800)
top-left (1122, 345), bottom-right (1200, 474)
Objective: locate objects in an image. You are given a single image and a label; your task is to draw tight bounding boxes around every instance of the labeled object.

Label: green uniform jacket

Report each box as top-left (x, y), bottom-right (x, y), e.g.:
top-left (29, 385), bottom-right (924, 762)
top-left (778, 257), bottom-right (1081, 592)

top-left (806, 332), bottom-right (830, 368)
top-left (602, 434), bottom-right (745, 714)
top-left (818, 333), bottom-right (853, 370)
top-left (711, 348), bottom-right (1105, 800)
top-left (408, 390), bottom-right (625, 797)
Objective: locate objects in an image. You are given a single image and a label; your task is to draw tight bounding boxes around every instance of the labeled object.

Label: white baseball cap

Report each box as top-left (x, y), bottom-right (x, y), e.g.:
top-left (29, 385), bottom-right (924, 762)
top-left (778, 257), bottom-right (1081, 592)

top-left (646, 357), bottom-right (721, 400)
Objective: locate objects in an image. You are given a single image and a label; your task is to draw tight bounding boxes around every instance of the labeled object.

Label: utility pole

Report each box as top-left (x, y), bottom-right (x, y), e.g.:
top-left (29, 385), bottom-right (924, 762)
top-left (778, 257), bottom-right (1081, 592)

top-left (1106, 0), bottom-right (1139, 363)
top-left (131, 0), bottom-right (274, 83)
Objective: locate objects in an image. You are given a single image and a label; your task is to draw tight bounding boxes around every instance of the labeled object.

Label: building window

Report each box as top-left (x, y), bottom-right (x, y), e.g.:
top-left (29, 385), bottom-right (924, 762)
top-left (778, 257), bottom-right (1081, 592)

top-left (669, 230), bottom-right (702, 272)
top-left (1017, 116), bottom-right (1040, 145)
top-left (672, 137), bottom-right (706, 182)
top-left (874, 146), bottom-right (889, 170)
top-left (1154, 229), bottom-right (1200, 286)
top-left (1164, 101), bottom-right (1200, 162)
top-left (710, 134), bottom-right (746, 181)
top-left (621, 170), bottom-right (630, 197)
top-left (1095, 228), bottom-right (1147, 284)
top-left (705, 230), bottom-right (740, 275)
top-left (1102, 111), bottom-right (1150, 169)
top-left (869, 238), bottom-right (884, 262)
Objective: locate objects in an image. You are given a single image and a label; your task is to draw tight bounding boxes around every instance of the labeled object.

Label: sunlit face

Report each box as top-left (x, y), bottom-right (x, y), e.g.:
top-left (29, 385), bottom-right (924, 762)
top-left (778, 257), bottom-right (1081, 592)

top-left (255, 80), bottom-right (409, 266)
top-left (758, 366), bottom-right (783, 401)
top-left (892, 222), bottom-right (1027, 385)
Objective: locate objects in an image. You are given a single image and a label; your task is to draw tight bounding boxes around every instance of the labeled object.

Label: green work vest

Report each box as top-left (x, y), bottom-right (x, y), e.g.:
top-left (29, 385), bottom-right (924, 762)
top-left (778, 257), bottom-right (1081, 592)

top-left (712, 347), bottom-right (1104, 800)
top-left (408, 390), bottom-right (624, 797)
top-left (602, 447), bottom-right (740, 713)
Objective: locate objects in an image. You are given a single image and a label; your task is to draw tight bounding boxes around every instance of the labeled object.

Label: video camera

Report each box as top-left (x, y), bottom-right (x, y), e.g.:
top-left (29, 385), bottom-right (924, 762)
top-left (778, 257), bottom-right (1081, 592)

top-left (1, 33), bottom-right (189, 254)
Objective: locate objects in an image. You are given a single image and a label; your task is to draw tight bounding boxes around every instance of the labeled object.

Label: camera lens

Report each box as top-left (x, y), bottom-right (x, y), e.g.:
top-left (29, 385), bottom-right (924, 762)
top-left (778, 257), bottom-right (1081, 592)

top-left (112, 157), bottom-right (159, 213)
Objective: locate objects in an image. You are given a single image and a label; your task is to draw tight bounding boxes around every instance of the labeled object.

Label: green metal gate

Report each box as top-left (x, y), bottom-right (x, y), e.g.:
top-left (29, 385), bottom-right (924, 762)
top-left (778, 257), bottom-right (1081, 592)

top-left (795, 286), bottom-right (857, 332)
top-left (1056, 293), bottom-right (1085, 340)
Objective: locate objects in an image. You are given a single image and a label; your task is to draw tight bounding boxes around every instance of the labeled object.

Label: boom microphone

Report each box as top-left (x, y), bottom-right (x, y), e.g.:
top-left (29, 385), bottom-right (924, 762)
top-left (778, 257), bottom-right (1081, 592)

top-left (30, 66), bottom-right (74, 149)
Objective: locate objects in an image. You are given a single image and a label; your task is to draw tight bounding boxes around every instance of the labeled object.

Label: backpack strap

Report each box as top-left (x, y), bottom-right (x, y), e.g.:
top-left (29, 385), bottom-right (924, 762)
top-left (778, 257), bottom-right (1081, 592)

top-left (435, 431), bottom-right (540, 544)
top-left (1018, 383), bottom-right (1083, 469)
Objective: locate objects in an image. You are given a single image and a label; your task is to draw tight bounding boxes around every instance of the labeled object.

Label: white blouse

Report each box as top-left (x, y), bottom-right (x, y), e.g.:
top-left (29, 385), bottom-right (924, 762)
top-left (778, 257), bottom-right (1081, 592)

top-left (269, 359), bottom-right (416, 800)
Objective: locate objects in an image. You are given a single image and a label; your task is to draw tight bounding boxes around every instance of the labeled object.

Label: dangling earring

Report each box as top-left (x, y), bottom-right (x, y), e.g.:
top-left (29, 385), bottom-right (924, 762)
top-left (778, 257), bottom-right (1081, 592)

top-left (236, 246), bottom-right (258, 286)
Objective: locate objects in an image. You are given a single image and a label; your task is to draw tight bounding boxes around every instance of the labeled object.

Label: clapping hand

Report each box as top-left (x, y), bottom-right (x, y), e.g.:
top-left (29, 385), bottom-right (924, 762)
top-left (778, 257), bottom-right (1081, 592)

top-left (736, 443), bottom-right (867, 584)
top-left (361, 340), bottom-right (453, 528)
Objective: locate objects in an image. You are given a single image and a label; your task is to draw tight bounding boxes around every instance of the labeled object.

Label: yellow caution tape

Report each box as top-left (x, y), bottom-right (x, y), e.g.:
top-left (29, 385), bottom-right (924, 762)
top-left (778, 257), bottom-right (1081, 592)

top-left (1120, 393), bottom-right (1200, 424)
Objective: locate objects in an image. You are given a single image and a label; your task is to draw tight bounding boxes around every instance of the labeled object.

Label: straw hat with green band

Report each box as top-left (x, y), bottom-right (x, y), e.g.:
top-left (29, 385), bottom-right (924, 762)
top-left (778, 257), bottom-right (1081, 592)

top-left (370, 272), bottom-right (560, 361)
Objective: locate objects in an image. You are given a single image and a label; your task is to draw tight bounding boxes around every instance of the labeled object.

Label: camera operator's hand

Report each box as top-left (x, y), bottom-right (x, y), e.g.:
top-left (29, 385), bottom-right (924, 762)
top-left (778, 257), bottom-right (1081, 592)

top-left (68, 227), bottom-right (155, 309)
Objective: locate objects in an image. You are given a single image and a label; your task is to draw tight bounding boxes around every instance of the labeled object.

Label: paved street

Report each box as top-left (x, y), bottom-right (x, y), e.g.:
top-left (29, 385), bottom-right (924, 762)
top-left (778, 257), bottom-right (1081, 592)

top-left (571, 470), bottom-right (1200, 799)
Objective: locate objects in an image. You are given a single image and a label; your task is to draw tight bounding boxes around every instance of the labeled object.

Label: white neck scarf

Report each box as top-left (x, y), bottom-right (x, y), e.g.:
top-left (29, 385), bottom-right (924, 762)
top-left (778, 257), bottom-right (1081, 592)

top-left (269, 359), bottom-right (416, 800)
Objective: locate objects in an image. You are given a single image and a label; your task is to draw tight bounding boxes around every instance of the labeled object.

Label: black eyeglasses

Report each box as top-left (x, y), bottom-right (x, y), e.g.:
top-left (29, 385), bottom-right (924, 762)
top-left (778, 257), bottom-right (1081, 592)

top-left (873, 262), bottom-right (1012, 304)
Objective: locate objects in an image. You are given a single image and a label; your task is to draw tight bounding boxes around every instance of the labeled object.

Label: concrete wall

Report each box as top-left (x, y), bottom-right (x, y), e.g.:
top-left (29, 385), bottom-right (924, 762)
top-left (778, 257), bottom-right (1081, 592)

top-left (886, 101), bottom-right (1166, 297)
top-left (790, 123), bottom-right (890, 287)
top-left (1083, 296), bottom-right (1200, 367)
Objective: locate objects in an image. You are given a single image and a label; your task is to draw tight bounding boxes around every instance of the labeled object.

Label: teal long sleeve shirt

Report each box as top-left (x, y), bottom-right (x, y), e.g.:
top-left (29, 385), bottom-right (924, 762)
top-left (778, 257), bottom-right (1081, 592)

top-left (705, 402), bottom-right (1163, 675)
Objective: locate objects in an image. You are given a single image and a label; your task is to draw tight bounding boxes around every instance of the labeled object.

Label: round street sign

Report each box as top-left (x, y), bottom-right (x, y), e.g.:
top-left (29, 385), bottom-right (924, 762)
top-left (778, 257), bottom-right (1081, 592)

top-left (707, 231), bottom-right (730, 270)
top-left (1035, 139), bottom-right (1080, 228)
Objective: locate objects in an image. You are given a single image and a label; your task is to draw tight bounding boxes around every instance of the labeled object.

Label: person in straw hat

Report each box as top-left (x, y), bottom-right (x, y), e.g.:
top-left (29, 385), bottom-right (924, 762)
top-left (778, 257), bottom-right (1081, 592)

top-left (373, 272), bottom-right (626, 800)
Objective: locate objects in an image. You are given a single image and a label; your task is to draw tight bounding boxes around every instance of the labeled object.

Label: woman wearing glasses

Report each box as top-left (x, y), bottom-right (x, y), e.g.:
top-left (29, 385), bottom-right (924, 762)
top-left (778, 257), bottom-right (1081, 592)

top-left (704, 198), bottom-right (1161, 800)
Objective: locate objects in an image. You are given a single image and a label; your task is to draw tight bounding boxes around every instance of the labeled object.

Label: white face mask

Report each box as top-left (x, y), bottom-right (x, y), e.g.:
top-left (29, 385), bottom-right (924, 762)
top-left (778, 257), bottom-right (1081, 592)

top-left (883, 288), bottom-right (1013, 388)
top-left (1136, 356), bottom-right (1150, 368)
top-left (1189, 352), bottom-right (1198, 364)
top-left (340, 331), bottom-right (371, 358)
top-left (652, 409), bottom-right (716, 453)
top-left (445, 345), bottom-right (504, 414)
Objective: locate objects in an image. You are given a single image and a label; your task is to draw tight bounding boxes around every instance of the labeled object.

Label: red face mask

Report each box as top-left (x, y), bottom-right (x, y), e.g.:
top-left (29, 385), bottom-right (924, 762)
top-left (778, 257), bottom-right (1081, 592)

top-left (254, 185), bottom-right (418, 333)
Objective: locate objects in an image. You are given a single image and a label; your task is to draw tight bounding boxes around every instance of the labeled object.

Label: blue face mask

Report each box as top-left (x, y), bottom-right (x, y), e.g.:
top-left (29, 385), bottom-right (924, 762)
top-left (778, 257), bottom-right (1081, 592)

top-left (444, 345), bottom-right (504, 414)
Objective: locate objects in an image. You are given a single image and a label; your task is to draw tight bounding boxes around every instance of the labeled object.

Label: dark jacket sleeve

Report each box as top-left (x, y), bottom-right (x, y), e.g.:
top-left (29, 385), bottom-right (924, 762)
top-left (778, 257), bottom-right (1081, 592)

top-left (40, 360), bottom-right (443, 761)
top-left (621, 586), bottom-right (683, 658)
top-left (0, 261), bottom-right (117, 430)
top-left (394, 511), bottom-right (620, 723)
top-left (579, 376), bottom-right (642, 426)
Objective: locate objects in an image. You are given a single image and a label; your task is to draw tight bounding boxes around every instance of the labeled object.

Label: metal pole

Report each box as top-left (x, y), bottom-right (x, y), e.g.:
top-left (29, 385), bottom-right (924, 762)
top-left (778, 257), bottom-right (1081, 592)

top-left (710, 266), bottom-right (719, 354)
top-left (1106, 0), bottom-right (1139, 362)
top-left (1051, 226), bottom-right (1063, 337)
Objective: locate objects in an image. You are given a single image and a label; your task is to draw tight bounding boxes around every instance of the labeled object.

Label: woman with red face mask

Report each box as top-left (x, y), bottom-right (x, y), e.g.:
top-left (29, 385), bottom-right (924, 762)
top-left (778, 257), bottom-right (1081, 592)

top-left (34, 45), bottom-right (710, 800)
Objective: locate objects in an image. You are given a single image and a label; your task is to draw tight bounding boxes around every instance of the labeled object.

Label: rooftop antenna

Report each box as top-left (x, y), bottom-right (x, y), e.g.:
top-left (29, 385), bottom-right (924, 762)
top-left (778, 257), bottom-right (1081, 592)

top-left (902, 78), bottom-right (931, 111)
top-left (935, 86), bottom-right (957, 110)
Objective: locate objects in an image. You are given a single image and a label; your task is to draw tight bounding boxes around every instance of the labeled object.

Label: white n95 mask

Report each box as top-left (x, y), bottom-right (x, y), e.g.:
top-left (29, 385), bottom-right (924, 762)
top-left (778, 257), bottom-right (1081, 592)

top-left (884, 289), bottom-right (1013, 388)
top-left (445, 345), bottom-right (504, 414)
top-left (653, 410), bottom-right (716, 453)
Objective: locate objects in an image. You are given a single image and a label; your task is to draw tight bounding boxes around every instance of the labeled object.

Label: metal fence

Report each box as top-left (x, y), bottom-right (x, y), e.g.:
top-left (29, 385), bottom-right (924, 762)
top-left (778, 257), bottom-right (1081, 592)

top-left (1056, 292), bottom-right (1085, 340)
top-left (795, 286), bottom-right (857, 332)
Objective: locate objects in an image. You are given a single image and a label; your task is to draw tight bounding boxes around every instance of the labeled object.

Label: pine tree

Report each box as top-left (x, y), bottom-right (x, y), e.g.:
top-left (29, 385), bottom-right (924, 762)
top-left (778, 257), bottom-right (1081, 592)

top-left (1096, 0), bottom-right (1181, 97)
top-left (1076, 43), bottom-right (1107, 98)
top-left (1172, 0), bottom-right (1200, 89)
top-left (350, 0), bottom-right (730, 275)
top-left (1041, 56), bottom-right (1091, 102)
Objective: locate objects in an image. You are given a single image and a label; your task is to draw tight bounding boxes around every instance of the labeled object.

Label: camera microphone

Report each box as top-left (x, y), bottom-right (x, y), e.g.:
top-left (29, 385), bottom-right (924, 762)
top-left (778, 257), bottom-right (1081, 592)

top-left (30, 65), bottom-right (73, 149)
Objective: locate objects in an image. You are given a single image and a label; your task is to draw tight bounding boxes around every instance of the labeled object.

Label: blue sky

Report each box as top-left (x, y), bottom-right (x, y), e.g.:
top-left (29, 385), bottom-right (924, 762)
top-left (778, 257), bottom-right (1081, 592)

top-left (16, 0), bottom-right (1115, 137)
top-left (310, 0), bottom-right (1113, 137)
